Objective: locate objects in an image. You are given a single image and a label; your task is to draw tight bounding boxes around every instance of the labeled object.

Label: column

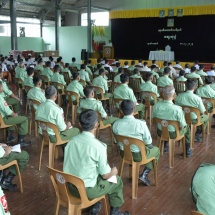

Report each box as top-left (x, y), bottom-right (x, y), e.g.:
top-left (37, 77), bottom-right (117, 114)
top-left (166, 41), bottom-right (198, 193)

top-left (10, 0), bottom-right (18, 50)
top-left (87, 0), bottom-right (91, 58)
top-left (55, 0), bottom-right (61, 51)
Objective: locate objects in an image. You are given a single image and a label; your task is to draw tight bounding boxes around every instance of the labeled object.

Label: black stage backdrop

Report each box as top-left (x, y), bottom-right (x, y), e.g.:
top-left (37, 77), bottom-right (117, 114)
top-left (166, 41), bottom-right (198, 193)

top-left (111, 15), bottom-right (215, 62)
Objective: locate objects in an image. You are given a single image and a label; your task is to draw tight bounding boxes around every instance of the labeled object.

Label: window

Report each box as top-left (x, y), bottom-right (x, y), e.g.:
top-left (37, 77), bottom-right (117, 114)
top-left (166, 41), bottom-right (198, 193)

top-left (81, 12), bottom-right (109, 26)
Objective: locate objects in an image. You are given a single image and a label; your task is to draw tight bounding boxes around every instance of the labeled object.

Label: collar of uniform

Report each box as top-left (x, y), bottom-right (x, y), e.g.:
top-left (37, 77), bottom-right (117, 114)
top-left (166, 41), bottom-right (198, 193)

top-left (86, 98), bottom-right (96, 101)
top-left (146, 81), bottom-right (152, 84)
top-left (204, 85), bottom-right (211, 88)
top-left (186, 90), bottom-right (193, 94)
top-left (35, 87), bottom-right (42, 91)
top-left (163, 100), bottom-right (173, 104)
top-left (123, 115), bottom-right (135, 119)
top-left (122, 84), bottom-right (128, 87)
top-left (82, 131), bottom-right (95, 138)
top-left (47, 99), bottom-right (56, 104)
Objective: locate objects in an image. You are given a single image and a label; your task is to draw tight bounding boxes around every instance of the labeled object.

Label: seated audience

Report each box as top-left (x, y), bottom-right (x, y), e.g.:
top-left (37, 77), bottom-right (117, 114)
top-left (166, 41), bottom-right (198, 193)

top-left (173, 60), bottom-right (183, 69)
top-left (186, 66), bottom-right (203, 85)
top-left (104, 59), bottom-right (113, 72)
top-left (176, 70), bottom-right (187, 82)
top-left (159, 61), bottom-right (168, 74)
top-left (122, 61), bottom-right (129, 68)
top-left (62, 63), bottom-right (72, 77)
top-left (34, 59), bottom-right (44, 72)
top-left (150, 65), bottom-right (159, 80)
top-left (41, 61), bottom-right (53, 81)
top-left (197, 64), bottom-right (207, 76)
top-left (140, 61), bottom-right (150, 72)
top-left (78, 64), bottom-right (92, 85)
top-left (193, 60), bottom-right (200, 70)
top-left (157, 67), bottom-right (173, 87)
top-left (114, 68), bottom-right (123, 83)
top-left (184, 63), bottom-right (191, 74)
top-left (24, 67), bottom-right (34, 87)
top-left (128, 60), bottom-right (135, 71)
top-left (130, 68), bottom-right (145, 84)
top-left (207, 66), bottom-right (215, 76)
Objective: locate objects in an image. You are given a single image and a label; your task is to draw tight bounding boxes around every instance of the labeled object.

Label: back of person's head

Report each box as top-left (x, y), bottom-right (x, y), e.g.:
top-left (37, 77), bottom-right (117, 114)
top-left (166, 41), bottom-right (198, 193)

top-left (191, 66), bottom-right (196, 72)
top-left (1, 57), bottom-right (5, 62)
top-left (72, 72), bottom-right (80, 80)
top-left (205, 76), bottom-right (214, 84)
top-left (27, 67), bottom-right (34, 76)
top-left (138, 59), bottom-right (142, 63)
top-left (103, 57), bottom-right (107, 61)
top-left (79, 110), bottom-right (98, 131)
top-left (186, 79), bottom-right (197, 90)
top-left (152, 60), bottom-right (156, 64)
top-left (19, 61), bottom-right (24, 67)
top-left (211, 66), bottom-right (215, 70)
top-left (168, 62), bottom-right (172, 66)
top-left (72, 57), bottom-right (76, 62)
top-left (116, 62), bottom-right (120, 67)
top-left (194, 60), bottom-right (199, 64)
top-left (131, 60), bottom-right (135, 65)
top-left (97, 58), bottom-right (101, 63)
top-left (99, 68), bottom-right (105, 75)
top-left (185, 63), bottom-right (190, 68)
top-left (179, 70), bottom-right (185, 76)
top-left (199, 64), bottom-right (204, 70)
top-left (143, 61), bottom-right (148, 66)
top-left (151, 65), bottom-right (156, 70)
top-left (88, 59), bottom-right (91, 64)
top-left (84, 86), bottom-right (94, 97)
top-left (163, 85), bottom-right (175, 99)
top-left (121, 100), bottom-right (135, 116)
top-left (57, 58), bottom-right (61, 63)
top-left (164, 67), bottom-right (171, 75)
top-left (115, 58), bottom-right (119, 61)
top-left (124, 61), bottom-right (128, 66)
top-left (45, 85), bottom-right (57, 99)
top-left (81, 64), bottom-right (86, 70)
top-left (38, 59), bottom-right (43, 64)
top-left (46, 61), bottom-right (51, 67)
top-left (120, 74), bottom-right (129, 83)
top-left (65, 63), bottom-right (69, 67)
top-left (146, 72), bottom-right (153, 81)
top-left (54, 65), bottom-right (60, 72)
top-left (176, 60), bottom-right (180, 64)
top-left (163, 61), bottom-right (168, 66)
top-left (84, 60), bottom-right (87, 65)
top-left (133, 68), bottom-right (139, 74)
top-left (97, 64), bottom-right (102, 70)
top-left (33, 76), bottom-right (42, 86)
top-left (49, 57), bottom-right (53, 61)
top-left (118, 67), bottom-right (123, 74)
top-left (105, 59), bottom-right (108, 64)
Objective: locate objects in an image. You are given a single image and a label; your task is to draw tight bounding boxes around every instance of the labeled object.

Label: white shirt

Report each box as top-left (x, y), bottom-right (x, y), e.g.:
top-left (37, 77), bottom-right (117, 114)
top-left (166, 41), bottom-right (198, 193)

top-left (173, 64), bottom-right (183, 69)
top-left (1, 63), bottom-right (8, 72)
top-left (184, 68), bottom-right (191, 73)
top-left (140, 66), bottom-right (150, 72)
top-left (122, 65), bottom-right (129, 68)
top-left (103, 64), bottom-right (113, 72)
top-left (194, 64), bottom-right (200, 70)
top-left (207, 70), bottom-right (215, 76)
top-left (112, 61), bottom-right (119, 65)
top-left (169, 66), bottom-right (177, 78)
top-left (136, 63), bottom-right (143, 66)
top-left (51, 61), bottom-right (55, 69)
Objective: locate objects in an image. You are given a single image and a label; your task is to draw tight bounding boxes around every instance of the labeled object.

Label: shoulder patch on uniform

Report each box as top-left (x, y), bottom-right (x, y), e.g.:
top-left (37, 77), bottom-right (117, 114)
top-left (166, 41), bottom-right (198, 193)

top-left (4, 102), bottom-right (8, 106)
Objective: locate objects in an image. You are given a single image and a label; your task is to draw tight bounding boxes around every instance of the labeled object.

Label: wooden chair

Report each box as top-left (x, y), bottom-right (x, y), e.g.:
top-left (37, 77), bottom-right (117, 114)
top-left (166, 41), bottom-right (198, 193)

top-left (200, 76), bottom-right (206, 85)
top-left (191, 211), bottom-right (205, 215)
top-left (47, 166), bottom-right (108, 215)
top-left (139, 71), bottom-right (147, 81)
top-left (173, 80), bottom-right (187, 94)
top-left (63, 72), bottom-right (71, 85)
top-left (114, 134), bottom-right (158, 199)
top-left (129, 77), bottom-right (141, 99)
top-left (36, 120), bottom-right (68, 170)
top-left (0, 161), bottom-right (23, 193)
top-left (50, 82), bottom-right (65, 106)
top-left (181, 106), bottom-right (207, 149)
top-left (157, 86), bottom-right (164, 99)
top-left (40, 75), bottom-right (50, 89)
top-left (34, 70), bottom-right (41, 77)
top-left (71, 67), bottom-right (78, 73)
top-left (93, 73), bottom-right (99, 79)
top-left (186, 77), bottom-right (200, 88)
top-left (153, 118), bottom-right (186, 168)
top-left (123, 68), bottom-right (128, 74)
top-left (28, 99), bottom-right (41, 136)
top-left (140, 91), bottom-right (157, 125)
top-left (79, 79), bottom-right (86, 87)
top-left (14, 78), bottom-right (25, 98)
top-left (25, 86), bottom-right (33, 114)
top-left (111, 82), bottom-right (121, 93)
top-left (65, 91), bottom-right (80, 125)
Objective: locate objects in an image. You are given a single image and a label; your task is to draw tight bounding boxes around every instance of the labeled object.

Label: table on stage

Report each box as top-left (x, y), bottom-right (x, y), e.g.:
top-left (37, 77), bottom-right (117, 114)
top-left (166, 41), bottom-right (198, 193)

top-left (149, 51), bottom-right (175, 61)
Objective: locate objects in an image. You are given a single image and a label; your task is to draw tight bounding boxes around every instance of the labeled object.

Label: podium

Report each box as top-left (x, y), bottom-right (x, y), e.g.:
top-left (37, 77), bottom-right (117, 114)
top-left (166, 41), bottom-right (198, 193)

top-left (103, 45), bottom-right (114, 59)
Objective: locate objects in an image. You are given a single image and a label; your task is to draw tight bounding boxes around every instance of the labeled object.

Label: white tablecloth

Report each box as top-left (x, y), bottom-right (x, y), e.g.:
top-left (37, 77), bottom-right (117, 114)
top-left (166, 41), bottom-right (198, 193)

top-left (149, 51), bottom-right (175, 61)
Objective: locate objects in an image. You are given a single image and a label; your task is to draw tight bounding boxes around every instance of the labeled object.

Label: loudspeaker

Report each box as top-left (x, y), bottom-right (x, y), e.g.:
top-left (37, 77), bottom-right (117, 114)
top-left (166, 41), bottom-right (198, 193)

top-left (81, 49), bottom-right (87, 60)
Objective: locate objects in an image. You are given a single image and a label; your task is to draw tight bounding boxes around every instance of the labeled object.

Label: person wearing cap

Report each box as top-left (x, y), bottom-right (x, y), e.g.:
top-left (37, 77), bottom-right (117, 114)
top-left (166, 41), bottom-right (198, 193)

top-left (63, 109), bottom-right (130, 215)
top-left (35, 85), bottom-right (80, 143)
top-left (34, 59), bottom-right (44, 72)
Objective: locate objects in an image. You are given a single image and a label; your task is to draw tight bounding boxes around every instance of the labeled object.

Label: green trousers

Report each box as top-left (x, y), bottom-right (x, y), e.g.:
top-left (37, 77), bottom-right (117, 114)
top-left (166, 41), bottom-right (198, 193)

top-left (49, 128), bottom-right (80, 143)
top-left (0, 151), bottom-right (29, 175)
top-left (120, 145), bottom-right (160, 170)
top-left (135, 103), bottom-right (145, 119)
top-left (4, 97), bottom-right (19, 113)
top-left (192, 114), bottom-right (209, 132)
top-left (157, 124), bottom-right (191, 144)
top-left (68, 175), bottom-right (124, 208)
top-left (3, 116), bottom-right (28, 135)
top-left (102, 116), bottom-right (118, 126)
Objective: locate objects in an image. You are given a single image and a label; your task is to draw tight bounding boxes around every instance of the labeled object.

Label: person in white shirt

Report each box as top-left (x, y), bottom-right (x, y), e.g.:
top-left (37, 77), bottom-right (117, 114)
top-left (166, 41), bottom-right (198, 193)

top-left (103, 59), bottom-right (113, 72)
top-left (168, 62), bottom-right (177, 78)
top-left (122, 61), bottom-right (129, 69)
top-left (49, 56), bottom-right (55, 69)
top-left (194, 60), bottom-right (200, 70)
top-left (184, 64), bottom-right (191, 74)
top-left (152, 60), bottom-right (160, 69)
top-left (112, 58), bottom-right (119, 65)
top-left (173, 60), bottom-right (183, 69)
top-left (101, 57), bottom-right (107, 65)
top-left (140, 62), bottom-right (150, 72)
top-left (207, 66), bottom-right (215, 76)
top-left (136, 59), bottom-right (143, 67)
top-left (1, 57), bottom-right (8, 72)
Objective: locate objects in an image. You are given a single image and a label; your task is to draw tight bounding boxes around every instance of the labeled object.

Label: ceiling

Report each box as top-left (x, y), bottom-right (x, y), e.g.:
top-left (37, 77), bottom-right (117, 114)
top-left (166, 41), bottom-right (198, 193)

top-left (0, 0), bottom-right (111, 21)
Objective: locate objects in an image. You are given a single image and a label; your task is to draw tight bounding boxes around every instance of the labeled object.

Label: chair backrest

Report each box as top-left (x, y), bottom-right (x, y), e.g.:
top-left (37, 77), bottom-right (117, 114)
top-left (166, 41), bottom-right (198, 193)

top-left (173, 80), bottom-right (187, 94)
top-left (123, 68), bottom-right (128, 74)
top-left (62, 72), bottom-right (71, 85)
top-left (79, 79), bottom-right (86, 87)
top-left (191, 211), bottom-right (205, 215)
top-left (202, 97), bottom-right (215, 114)
top-left (71, 67), bottom-right (78, 73)
top-left (139, 71), bottom-right (147, 81)
top-left (25, 86), bottom-right (33, 93)
top-left (35, 70), bottom-right (41, 77)
top-left (140, 91), bottom-right (157, 106)
top-left (186, 77), bottom-right (200, 87)
top-left (15, 78), bottom-right (24, 89)
top-left (129, 77), bottom-right (141, 92)
top-left (28, 99), bottom-right (41, 114)
top-left (181, 106), bottom-right (201, 125)
top-left (114, 134), bottom-right (147, 163)
top-left (40, 75), bottom-right (49, 83)
top-left (135, 65), bottom-right (143, 68)
top-left (0, 113), bottom-right (8, 128)
top-left (65, 90), bottom-right (80, 106)
top-left (50, 82), bottom-right (64, 93)
top-left (153, 118), bottom-right (181, 140)
top-left (47, 166), bottom-right (90, 207)
top-left (92, 86), bottom-right (104, 99)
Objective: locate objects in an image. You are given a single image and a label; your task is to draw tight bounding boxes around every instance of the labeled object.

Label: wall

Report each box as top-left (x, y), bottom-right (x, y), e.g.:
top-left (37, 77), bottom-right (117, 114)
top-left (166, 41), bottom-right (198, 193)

top-left (0, 36), bottom-right (44, 56)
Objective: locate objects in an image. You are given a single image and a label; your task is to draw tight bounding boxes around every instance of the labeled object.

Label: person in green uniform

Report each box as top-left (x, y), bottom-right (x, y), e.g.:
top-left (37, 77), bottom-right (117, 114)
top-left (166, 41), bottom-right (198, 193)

top-left (186, 66), bottom-right (203, 85)
top-left (0, 82), bottom-right (31, 147)
top-left (84, 60), bottom-right (93, 78)
top-left (51, 65), bottom-right (67, 88)
top-left (159, 61), bottom-right (168, 74)
top-left (0, 70), bottom-right (20, 113)
top-left (24, 67), bottom-right (34, 87)
top-left (41, 61), bottom-right (53, 81)
top-left (113, 100), bottom-right (160, 186)
top-left (114, 74), bottom-right (145, 119)
top-left (63, 110), bottom-right (130, 215)
top-left (176, 70), bottom-right (187, 82)
top-left (62, 63), bottom-right (72, 77)
top-left (15, 61), bottom-right (27, 81)
top-left (27, 76), bottom-right (46, 109)
top-left (79, 64), bottom-right (92, 85)
top-left (114, 67), bottom-right (123, 83)
top-left (152, 85), bottom-right (192, 156)
top-left (157, 67), bottom-right (173, 87)
top-left (69, 57), bottom-right (79, 69)
top-left (56, 58), bottom-right (64, 72)
top-left (196, 76), bottom-right (215, 113)
top-left (35, 85), bottom-right (80, 143)
top-left (0, 143), bottom-right (29, 191)
top-left (66, 73), bottom-right (85, 105)
top-left (78, 86), bottom-right (118, 126)
top-left (130, 68), bottom-right (145, 84)
top-left (94, 64), bottom-right (108, 80)
top-left (113, 62), bottom-right (121, 73)
top-left (34, 59), bottom-right (44, 73)
top-left (140, 72), bottom-right (160, 105)
top-left (128, 60), bottom-right (135, 72)
top-left (150, 65), bottom-right (160, 80)
top-left (175, 79), bottom-right (209, 142)
top-left (191, 163), bottom-right (215, 215)
top-left (196, 64), bottom-right (207, 76)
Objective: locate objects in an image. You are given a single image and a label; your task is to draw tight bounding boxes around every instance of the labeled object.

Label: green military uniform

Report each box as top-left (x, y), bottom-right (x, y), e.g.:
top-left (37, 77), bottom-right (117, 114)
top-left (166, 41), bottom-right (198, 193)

top-left (15, 68), bottom-right (27, 81)
top-left (211, 82), bottom-right (215, 91)
top-left (130, 74), bottom-right (145, 84)
top-left (15, 66), bottom-right (20, 74)
top-left (35, 99), bottom-right (80, 143)
top-left (0, 146), bottom-right (29, 176)
top-left (114, 84), bottom-right (145, 119)
top-left (63, 68), bottom-right (72, 77)
top-left (94, 70), bottom-right (108, 80)
top-left (113, 115), bottom-right (160, 169)
top-left (175, 91), bottom-right (209, 129)
top-left (69, 62), bottom-right (79, 69)
top-left (176, 76), bottom-right (187, 82)
top-left (0, 79), bottom-right (19, 113)
top-left (114, 73), bottom-right (122, 83)
top-left (41, 67), bottom-right (53, 81)
top-left (24, 76), bottom-right (34, 87)
top-left (151, 71), bottom-right (159, 80)
top-left (66, 80), bottom-right (85, 102)
top-left (86, 66), bottom-right (93, 77)
top-left (78, 98), bottom-right (118, 126)
top-left (152, 100), bottom-right (191, 143)
top-left (56, 63), bottom-right (64, 72)
top-left (159, 67), bottom-right (165, 74)
top-left (51, 73), bottom-right (66, 87)
top-left (79, 69), bottom-right (90, 82)
top-left (196, 70), bottom-right (207, 76)
top-left (128, 65), bottom-right (135, 71)
top-left (0, 95), bottom-right (28, 135)
top-left (157, 75), bottom-right (173, 87)
top-left (34, 65), bottom-right (44, 72)
top-left (196, 85), bottom-right (215, 112)
top-left (186, 73), bottom-right (203, 85)
top-left (63, 131), bottom-right (124, 208)
top-left (113, 67), bottom-right (119, 73)
top-left (191, 163), bottom-right (215, 215)
top-left (27, 87), bottom-right (46, 109)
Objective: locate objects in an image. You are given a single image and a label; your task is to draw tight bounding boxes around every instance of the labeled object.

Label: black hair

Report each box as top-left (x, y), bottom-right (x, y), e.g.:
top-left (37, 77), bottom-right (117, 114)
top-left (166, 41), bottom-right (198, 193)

top-left (72, 57), bottom-right (76, 62)
top-left (46, 61), bottom-right (51, 67)
top-left (191, 66), bottom-right (196, 72)
top-left (199, 64), bottom-right (204, 70)
top-left (38, 59), bottom-right (43, 64)
top-left (163, 61), bottom-right (168, 66)
top-left (54, 65), bottom-right (60, 73)
top-left (176, 60), bottom-right (180, 64)
top-left (185, 63), bottom-right (189, 68)
top-left (116, 62), bottom-right (120, 67)
top-left (45, 85), bottom-right (57, 99)
top-left (88, 60), bottom-right (91, 64)
top-left (97, 64), bottom-right (102, 69)
top-left (164, 67), bottom-right (171, 75)
top-left (27, 67), bottom-right (34, 76)
top-left (65, 63), bottom-right (69, 67)
top-left (186, 79), bottom-right (197, 90)
top-left (133, 68), bottom-right (139, 74)
top-left (124, 61), bottom-right (128, 65)
top-left (33, 76), bottom-right (42, 86)
top-left (179, 70), bottom-right (185, 76)
top-left (168, 62), bottom-right (172, 66)
top-left (120, 74), bottom-right (129, 83)
top-left (151, 65), bottom-right (156, 70)
top-left (152, 60), bottom-right (156, 64)
top-left (146, 72), bottom-right (153, 81)
top-left (118, 67), bottom-right (123, 74)
top-left (121, 100), bottom-right (135, 116)
top-left (131, 60), bottom-right (135, 65)
top-left (72, 72), bottom-right (80, 80)
top-left (81, 64), bottom-right (86, 70)
top-left (205, 76), bottom-right (214, 84)
top-left (143, 61), bottom-right (148, 66)
top-left (105, 59), bottom-right (108, 64)
top-left (138, 59), bottom-right (142, 63)
top-left (79, 110), bottom-right (98, 131)
top-left (83, 86), bottom-right (94, 97)
top-left (57, 58), bottom-right (61, 63)
top-left (99, 68), bottom-right (105, 75)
